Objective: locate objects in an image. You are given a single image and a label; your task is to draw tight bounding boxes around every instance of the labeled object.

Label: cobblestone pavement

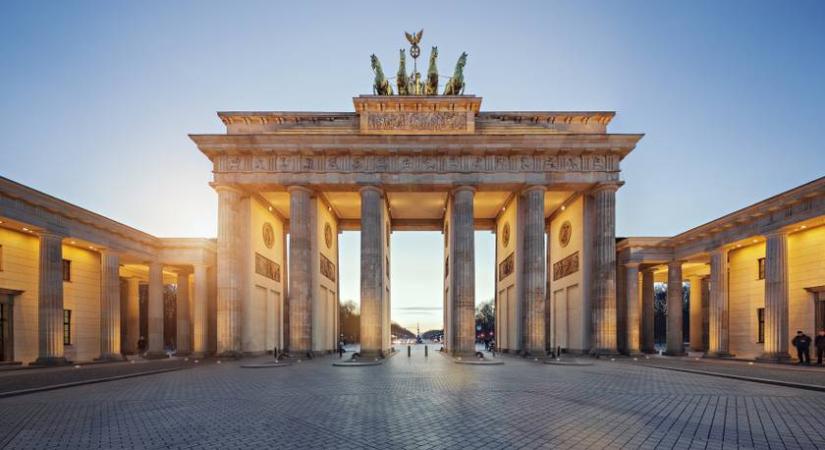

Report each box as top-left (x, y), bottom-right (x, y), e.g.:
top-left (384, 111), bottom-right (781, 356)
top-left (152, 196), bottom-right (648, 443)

top-left (2, 345), bottom-right (825, 449)
top-left (0, 358), bottom-right (196, 395)
top-left (629, 356), bottom-right (825, 389)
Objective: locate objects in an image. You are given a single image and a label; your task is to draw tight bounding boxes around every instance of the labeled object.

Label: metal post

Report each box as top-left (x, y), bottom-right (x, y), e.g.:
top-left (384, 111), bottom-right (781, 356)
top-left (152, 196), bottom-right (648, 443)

top-left (407, 345), bottom-right (411, 357)
top-left (425, 345), bottom-right (428, 357)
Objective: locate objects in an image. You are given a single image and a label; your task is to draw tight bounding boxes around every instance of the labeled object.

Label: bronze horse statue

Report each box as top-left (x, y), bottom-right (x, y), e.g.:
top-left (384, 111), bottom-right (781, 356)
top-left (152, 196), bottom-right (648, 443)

top-left (443, 52), bottom-right (467, 96)
top-left (425, 46), bottom-right (438, 95)
top-left (396, 49), bottom-right (409, 96)
top-left (371, 54), bottom-right (393, 96)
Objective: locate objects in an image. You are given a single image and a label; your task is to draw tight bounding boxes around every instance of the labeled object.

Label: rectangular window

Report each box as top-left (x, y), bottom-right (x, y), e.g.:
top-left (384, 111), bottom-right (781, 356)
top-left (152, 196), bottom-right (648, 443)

top-left (757, 307), bottom-right (765, 343)
top-left (63, 309), bottom-right (71, 345)
top-left (62, 259), bottom-right (71, 282)
top-left (757, 258), bottom-right (766, 280)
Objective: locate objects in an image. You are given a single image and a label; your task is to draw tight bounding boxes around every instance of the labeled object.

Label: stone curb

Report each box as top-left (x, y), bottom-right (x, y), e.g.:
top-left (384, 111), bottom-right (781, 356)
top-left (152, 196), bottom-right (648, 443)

top-left (643, 364), bottom-right (825, 393)
top-left (0, 367), bottom-right (186, 399)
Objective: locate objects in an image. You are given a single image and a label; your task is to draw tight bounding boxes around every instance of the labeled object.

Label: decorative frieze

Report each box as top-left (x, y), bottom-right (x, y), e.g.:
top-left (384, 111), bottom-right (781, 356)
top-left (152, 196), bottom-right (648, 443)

top-left (320, 253), bottom-right (336, 282)
top-left (552, 251), bottom-right (579, 281)
top-left (215, 153), bottom-right (618, 175)
top-left (498, 252), bottom-right (515, 281)
top-left (255, 253), bottom-right (280, 282)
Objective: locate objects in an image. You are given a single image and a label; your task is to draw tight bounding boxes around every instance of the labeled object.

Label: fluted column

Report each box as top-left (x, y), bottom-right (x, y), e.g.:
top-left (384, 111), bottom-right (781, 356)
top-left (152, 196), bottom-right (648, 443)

top-left (590, 183), bottom-right (619, 354)
top-left (125, 277), bottom-right (140, 354)
top-left (359, 186), bottom-right (384, 357)
top-left (688, 275), bottom-right (703, 352)
top-left (760, 230), bottom-right (791, 361)
top-left (98, 251), bottom-right (122, 360)
top-left (146, 261), bottom-right (166, 358)
top-left (625, 263), bottom-right (641, 354)
top-left (176, 272), bottom-right (191, 355)
top-left (34, 232), bottom-right (68, 365)
top-left (192, 264), bottom-right (209, 357)
top-left (523, 186), bottom-right (546, 355)
top-left (708, 249), bottom-right (730, 356)
top-left (665, 260), bottom-right (685, 355)
top-left (288, 186), bottom-right (313, 354)
top-left (216, 185), bottom-right (243, 357)
top-left (641, 269), bottom-right (655, 353)
top-left (451, 186), bottom-right (476, 356)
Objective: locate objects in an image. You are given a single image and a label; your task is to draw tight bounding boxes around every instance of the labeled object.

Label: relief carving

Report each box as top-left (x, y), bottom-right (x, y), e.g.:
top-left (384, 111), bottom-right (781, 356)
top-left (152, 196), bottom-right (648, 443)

top-left (366, 111), bottom-right (467, 132)
top-left (320, 253), bottom-right (336, 282)
top-left (498, 252), bottom-right (515, 281)
top-left (553, 251), bottom-right (579, 281)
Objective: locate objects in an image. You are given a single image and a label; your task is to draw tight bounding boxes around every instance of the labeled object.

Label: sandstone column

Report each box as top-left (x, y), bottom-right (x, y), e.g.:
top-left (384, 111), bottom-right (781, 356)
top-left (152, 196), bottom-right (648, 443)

top-left (98, 251), bottom-right (122, 360)
top-left (641, 269), bottom-right (655, 353)
top-left (125, 277), bottom-right (140, 354)
top-left (288, 186), bottom-right (313, 354)
top-left (708, 249), bottom-right (730, 357)
top-left (625, 262), bottom-right (641, 355)
top-left (760, 230), bottom-right (791, 361)
top-left (359, 186), bottom-right (384, 357)
top-left (590, 183), bottom-right (619, 354)
top-left (216, 185), bottom-right (243, 357)
top-left (145, 261), bottom-right (166, 358)
top-left (451, 186), bottom-right (476, 356)
top-left (176, 271), bottom-right (191, 355)
top-left (34, 232), bottom-right (68, 365)
top-left (522, 186), bottom-right (546, 355)
top-left (665, 260), bottom-right (685, 355)
top-left (192, 264), bottom-right (209, 357)
top-left (688, 275), bottom-right (704, 352)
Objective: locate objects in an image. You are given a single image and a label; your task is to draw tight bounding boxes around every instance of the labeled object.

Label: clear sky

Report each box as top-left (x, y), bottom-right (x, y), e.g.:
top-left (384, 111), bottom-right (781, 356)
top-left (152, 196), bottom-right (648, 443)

top-left (2, 2), bottom-right (823, 331)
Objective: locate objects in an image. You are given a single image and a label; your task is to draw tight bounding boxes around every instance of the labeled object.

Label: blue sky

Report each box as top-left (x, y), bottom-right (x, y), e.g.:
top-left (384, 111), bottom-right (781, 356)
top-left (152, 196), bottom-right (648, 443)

top-left (2, 1), bottom-right (823, 330)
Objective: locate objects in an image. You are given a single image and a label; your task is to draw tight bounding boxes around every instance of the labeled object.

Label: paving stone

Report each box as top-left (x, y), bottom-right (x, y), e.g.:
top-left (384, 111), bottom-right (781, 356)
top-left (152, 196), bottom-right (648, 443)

top-left (1, 345), bottom-right (824, 449)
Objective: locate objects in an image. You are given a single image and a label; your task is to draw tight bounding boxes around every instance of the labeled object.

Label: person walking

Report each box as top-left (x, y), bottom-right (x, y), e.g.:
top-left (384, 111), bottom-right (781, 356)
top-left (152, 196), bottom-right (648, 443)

top-left (792, 330), bottom-right (812, 365)
top-left (815, 330), bottom-right (825, 366)
top-left (137, 335), bottom-right (147, 354)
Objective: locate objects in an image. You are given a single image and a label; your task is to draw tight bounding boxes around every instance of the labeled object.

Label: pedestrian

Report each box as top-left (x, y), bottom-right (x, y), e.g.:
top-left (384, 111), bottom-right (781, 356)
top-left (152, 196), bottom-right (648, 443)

top-left (792, 330), bottom-right (812, 365)
top-left (137, 335), bottom-right (147, 354)
top-left (816, 330), bottom-right (825, 366)
top-left (338, 339), bottom-right (345, 358)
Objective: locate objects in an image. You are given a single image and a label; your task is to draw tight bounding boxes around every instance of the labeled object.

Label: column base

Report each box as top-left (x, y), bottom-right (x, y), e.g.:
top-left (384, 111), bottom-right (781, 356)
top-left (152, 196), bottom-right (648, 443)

top-left (143, 351), bottom-right (170, 360)
top-left (663, 351), bottom-right (687, 356)
top-left (589, 347), bottom-right (620, 358)
top-left (755, 352), bottom-right (791, 363)
top-left (175, 351), bottom-right (192, 357)
top-left (31, 356), bottom-right (71, 366)
top-left (217, 351), bottom-right (243, 360)
top-left (95, 353), bottom-right (125, 362)
top-left (704, 351), bottom-right (735, 359)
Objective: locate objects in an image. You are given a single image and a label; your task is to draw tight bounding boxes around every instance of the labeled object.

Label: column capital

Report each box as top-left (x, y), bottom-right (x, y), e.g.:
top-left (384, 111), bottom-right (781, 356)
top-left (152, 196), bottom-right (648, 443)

top-left (211, 183), bottom-right (245, 195)
top-left (591, 181), bottom-right (624, 194)
top-left (358, 185), bottom-right (384, 196)
top-left (624, 261), bottom-right (641, 269)
top-left (287, 185), bottom-right (314, 195)
top-left (37, 230), bottom-right (66, 241)
top-left (451, 185), bottom-right (476, 195)
top-left (522, 185), bottom-right (547, 194)
top-left (763, 228), bottom-right (789, 239)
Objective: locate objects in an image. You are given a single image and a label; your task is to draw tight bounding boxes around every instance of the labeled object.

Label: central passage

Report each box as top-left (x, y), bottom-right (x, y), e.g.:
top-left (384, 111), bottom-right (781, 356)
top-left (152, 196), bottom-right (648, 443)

top-left (338, 231), bottom-right (495, 347)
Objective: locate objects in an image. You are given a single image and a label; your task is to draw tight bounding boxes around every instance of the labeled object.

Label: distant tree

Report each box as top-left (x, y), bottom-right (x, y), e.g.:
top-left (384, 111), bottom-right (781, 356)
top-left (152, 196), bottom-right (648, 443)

top-left (422, 329), bottom-right (443, 340)
top-left (391, 323), bottom-right (416, 339)
top-left (339, 300), bottom-right (359, 343)
top-left (475, 299), bottom-right (495, 340)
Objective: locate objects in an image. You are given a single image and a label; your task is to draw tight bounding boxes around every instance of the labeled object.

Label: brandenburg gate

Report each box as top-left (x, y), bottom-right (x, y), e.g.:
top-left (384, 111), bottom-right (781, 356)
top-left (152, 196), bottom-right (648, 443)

top-left (189, 35), bottom-right (642, 359)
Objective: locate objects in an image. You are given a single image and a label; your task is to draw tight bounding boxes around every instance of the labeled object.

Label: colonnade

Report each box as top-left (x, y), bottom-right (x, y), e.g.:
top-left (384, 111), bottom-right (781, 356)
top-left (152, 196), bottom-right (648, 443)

top-left (623, 229), bottom-right (792, 360)
top-left (31, 228), bottom-right (211, 365)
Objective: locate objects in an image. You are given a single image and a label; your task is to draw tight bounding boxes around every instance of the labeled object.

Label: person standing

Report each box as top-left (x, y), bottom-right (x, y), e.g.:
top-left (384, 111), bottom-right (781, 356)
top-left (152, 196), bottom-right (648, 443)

top-left (815, 330), bottom-right (825, 366)
top-left (792, 330), bottom-right (812, 365)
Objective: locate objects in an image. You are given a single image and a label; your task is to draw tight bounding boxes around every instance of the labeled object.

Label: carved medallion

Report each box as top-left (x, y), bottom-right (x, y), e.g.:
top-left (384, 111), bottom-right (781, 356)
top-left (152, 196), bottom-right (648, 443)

top-left (502, 222), bottom-right (511, 247)
top-left (559, 221), bottom-right (572, 248)
top-left (324, 223), bottom-right (333, 249)
top-left (262, 222), bottom-right (274, 249)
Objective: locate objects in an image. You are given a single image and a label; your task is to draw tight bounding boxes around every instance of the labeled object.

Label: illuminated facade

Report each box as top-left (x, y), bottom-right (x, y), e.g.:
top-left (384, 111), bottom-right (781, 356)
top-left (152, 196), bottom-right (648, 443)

top-left (0, 92), bottom-right (822, 365)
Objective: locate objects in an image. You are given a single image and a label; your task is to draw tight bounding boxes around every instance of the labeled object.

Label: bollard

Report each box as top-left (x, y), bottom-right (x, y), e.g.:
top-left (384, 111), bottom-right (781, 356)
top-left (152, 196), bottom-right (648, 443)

top-left (407, 345), bottom-right (411, 357)
top-left (424, 345), bottom-right (428, 357)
